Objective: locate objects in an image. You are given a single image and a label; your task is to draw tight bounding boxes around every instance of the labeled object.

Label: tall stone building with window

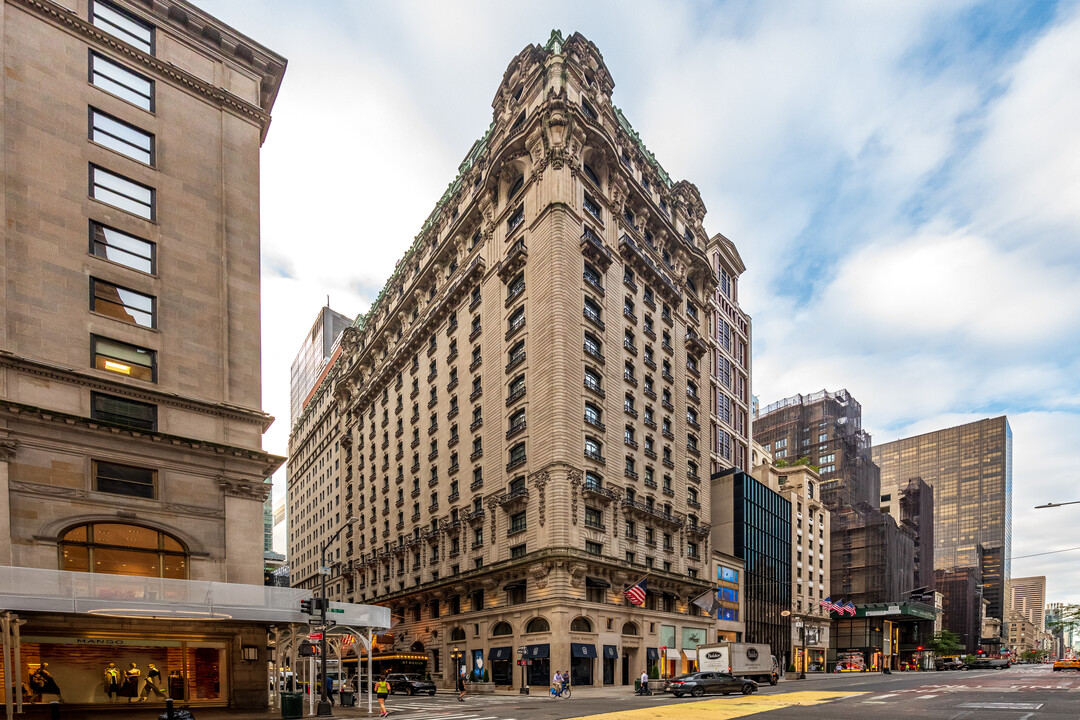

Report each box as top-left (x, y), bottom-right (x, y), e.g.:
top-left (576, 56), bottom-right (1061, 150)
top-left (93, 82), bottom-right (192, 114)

top-left (313, 31), bottom-right (751, 688)
top-left (0, 0), bottom-right (286, 710)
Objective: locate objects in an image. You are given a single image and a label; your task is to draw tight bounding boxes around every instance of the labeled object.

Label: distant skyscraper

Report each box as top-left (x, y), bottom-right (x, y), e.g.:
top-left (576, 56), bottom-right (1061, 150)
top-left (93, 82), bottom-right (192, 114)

top-left (873, 417), bottom-right (1012, 623)
top-left (1010, 576), bottom-right (1046, 630)
top-left (898, 477), bottom-right (935, 592)
top-left (289, 305), bottom-right (352, 426)
top-left (754, 389), bottom-right (880, 511)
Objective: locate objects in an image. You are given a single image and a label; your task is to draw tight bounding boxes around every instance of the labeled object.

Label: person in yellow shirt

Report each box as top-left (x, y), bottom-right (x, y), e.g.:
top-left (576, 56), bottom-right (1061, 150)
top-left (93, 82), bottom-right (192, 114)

top-left (374, 677), bottom-right (390, 717)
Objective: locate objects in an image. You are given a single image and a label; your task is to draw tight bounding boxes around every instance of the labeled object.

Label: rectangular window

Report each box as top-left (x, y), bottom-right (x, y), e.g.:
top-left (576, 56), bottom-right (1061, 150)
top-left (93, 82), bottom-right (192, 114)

top-left (90, 222), bottom-right (154, 274)
top-left (91, 391), bottom-right (156, 430)
top-left (510, 511), bottom-right (526, 534)
top-left (94, 459), bottom-right (155, 498)
top-left (510, 544), bottom-right (526, 559)
top-left (92, 0), bottom-right (154, 54)
top-left (89, 52), bottom-right (154, 110)
top-left (90, 108), bottom-right (154, 164)
top-left (91, 335), bottom-right (155, 381)
top-left (585, 540), bottom-right (603, 556)
top-left (90, 277), bottom-right (155, 328)
top-left (90, 165), bottom-right (154, 219)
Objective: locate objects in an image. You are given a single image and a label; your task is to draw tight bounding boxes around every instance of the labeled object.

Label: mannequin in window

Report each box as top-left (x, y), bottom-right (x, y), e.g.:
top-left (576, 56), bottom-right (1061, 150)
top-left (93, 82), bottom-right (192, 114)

top-left (139, 663), bottom-right (166, 701)
top-left (103, 663), bottom-right (121, 703)
top-left (120, 663), bottom-right (140, 702)
top-left (30, 663), bottom-right (64, 703)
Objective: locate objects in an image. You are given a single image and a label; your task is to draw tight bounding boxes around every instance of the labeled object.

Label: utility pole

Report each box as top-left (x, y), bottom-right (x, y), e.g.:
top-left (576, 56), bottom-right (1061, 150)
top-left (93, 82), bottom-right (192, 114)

top-left (317, 517), bottom-right (358, 717)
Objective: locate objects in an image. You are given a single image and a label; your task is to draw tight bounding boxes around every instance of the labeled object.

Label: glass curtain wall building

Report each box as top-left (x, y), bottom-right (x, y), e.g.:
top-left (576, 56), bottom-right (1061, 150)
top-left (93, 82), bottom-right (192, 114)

top-left (873, 417), bottom-right (1012, 624)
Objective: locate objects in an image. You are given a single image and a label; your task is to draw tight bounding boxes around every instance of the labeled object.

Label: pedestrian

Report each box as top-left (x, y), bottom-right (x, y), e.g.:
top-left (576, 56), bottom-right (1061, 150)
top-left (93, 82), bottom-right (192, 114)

top-left (457, 664), bottom-right (467, 702)
top-left (326, 674), bottom-right (335, 706)
top-left (639, 668), bottom-right (649, 695)
top-left (374, 676), bottom-right (390, 717)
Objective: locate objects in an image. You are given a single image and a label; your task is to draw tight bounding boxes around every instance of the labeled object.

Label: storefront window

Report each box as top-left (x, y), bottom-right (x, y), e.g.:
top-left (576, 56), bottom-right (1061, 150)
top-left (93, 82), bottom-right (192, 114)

top-left (59, 523), bottom-right (188, 579)
top-left (7, 636), bottom-right (226, 705)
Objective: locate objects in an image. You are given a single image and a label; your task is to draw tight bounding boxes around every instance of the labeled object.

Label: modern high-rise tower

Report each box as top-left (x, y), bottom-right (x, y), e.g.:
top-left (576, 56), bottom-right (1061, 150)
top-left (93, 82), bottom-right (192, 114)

top-left (873, 417), bottom-right (1013, 624)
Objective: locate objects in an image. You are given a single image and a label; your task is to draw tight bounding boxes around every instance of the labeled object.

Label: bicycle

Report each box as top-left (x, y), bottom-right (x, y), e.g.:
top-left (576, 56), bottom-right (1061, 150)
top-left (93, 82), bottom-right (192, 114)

top-left (550, 684), bottom-right (572, 699)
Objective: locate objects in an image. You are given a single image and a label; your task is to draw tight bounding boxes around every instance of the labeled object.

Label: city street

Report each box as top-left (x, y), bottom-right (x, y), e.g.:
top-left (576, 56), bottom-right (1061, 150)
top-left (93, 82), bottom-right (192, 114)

top-left (180, 664), bottom-right (1080, 720)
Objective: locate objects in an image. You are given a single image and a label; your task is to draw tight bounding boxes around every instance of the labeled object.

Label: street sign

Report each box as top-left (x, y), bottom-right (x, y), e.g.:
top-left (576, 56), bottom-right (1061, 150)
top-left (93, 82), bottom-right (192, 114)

top-left (517, 646), bottom-right (527, 654)
top-left (319, 567), bottom-right (331, 575)
top-left (330, 608), bottom-right (345, 614)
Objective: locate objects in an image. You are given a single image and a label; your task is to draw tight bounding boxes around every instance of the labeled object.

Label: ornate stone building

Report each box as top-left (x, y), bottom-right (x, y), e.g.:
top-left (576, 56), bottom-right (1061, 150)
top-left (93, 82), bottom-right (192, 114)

top-left (317, 31), bottom-right (754, 687)
top-left (0, 0), bottom-right (285, 710)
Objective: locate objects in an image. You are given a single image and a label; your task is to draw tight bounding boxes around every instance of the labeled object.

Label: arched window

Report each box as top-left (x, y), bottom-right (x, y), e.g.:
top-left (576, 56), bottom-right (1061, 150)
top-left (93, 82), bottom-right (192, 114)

top-left (525, 617), bottom-right (550, 633)
top-left (449, 626), bottom-right (466, 642)
top-left (60, 523), bottom-right (187, 578)
top-left (491, 622), bottom-right (514, 637)
top-left (570, 617), bottom-right (592, 632)
top-left (621, 622), bottom-right (639, 636)
top-left (507, 174), bottom-right (524, 200)
top-left (508, 442), bottom-right (526, 467)
top-left (584, 436), bottom-right (603, 461)
top-left (509, 374), bottom-right (526, 398)
top-left (584, 367), bottom-right (602, 393)
top-left (584, 402), bottom-right (602, 427)
top-left (411, 641), bottom-right (425, 652)
top-left (583, 332), bottom-right (602, 359)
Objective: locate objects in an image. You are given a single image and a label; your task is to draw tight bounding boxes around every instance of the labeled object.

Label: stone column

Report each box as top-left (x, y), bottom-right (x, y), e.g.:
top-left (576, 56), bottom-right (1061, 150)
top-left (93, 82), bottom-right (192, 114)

top-left (0, 438), bottom-right (16, 566)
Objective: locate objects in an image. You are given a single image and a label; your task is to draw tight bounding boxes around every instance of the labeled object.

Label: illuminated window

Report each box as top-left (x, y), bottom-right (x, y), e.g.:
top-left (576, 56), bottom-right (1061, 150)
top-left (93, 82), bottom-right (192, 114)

top-left (60, 522), bottom-right (187, 578)
top-left (92, 335), bottom-right (155, 381)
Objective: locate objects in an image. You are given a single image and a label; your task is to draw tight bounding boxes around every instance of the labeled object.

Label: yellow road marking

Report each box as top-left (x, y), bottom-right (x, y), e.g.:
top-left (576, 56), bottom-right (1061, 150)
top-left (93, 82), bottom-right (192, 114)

top-left (565, 691), bottom-right (866, 720)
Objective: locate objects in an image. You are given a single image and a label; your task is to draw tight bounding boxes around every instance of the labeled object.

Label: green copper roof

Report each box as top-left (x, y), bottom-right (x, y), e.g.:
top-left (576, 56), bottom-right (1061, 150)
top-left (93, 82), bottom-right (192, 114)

top-left (613, 106), bottom-right (672, 188)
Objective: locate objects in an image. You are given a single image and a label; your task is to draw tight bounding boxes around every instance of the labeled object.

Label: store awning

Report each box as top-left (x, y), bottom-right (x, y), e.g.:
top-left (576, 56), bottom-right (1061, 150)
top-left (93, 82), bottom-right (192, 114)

top-left (646, 647), bottom-right (659, 660)
top-left (488, 646), bottom-right (514, 661)
top-left (603, 645), bottom-right (618, 659)
top-left (503, 580), bottom-right (527, 590)
top-left (586, 577), bottom-right (610, 588)
top-left (681, 648), bottom-right (698, 660)
top-left (525, 643), bottom-right (549, 658)
top-left (571, 643), bottom-right (597, 658)
top-left (0, 566), bottom-right (390, 629)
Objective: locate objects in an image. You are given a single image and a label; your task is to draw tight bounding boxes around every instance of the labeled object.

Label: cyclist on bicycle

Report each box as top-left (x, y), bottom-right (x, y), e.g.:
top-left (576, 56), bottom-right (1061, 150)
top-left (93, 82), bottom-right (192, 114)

top-left (551, 670), bottom-right (563, 697)
top-left (561, 670), bottom-right (570, 694)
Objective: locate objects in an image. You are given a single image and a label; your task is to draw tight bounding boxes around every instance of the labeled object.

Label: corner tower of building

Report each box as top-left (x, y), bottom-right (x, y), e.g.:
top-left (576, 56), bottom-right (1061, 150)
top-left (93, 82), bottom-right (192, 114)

top-left (320, 30), bottom-right (747, 686)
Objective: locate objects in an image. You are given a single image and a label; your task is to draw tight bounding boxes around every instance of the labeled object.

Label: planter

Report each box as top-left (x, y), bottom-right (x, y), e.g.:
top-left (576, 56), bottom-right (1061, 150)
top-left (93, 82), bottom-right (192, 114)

top-left (469, 681), bottom-right (496, 695)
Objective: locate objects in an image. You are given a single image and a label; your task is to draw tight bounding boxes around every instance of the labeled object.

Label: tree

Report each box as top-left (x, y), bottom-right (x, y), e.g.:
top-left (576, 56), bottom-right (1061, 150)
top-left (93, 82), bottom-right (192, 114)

top-left (1047, 604), bottom-right (1080, 634)
top-left (927, 630), bottom-right (964, 657)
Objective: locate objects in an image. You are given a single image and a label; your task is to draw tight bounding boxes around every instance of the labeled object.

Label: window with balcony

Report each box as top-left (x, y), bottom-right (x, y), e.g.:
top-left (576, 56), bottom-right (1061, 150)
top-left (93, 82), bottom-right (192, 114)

top-left (624, 425), bottom-right (636, 445)
top-left (508, 408), bottom-right (526, 436)
top-left (624, 362), bottom-right (636, 384)
top-left (584, 402), bottom-right (602, 428)
top-left (583, 194), bottom-right (603, 222)
top-left (624, 394), bottom-right (635, 414)
top-left (584, 471), bottom-right (603, 492)
top-left (508, 442), bottom-right (526, 469)
top-left (507, 306), bottom-right (525, 336)
top-left (584, 367), bottom-right (603, 394)
top-left (584, 332), bottom-right (603, 360)
top-left (583, 161), bottom-right (601, 185)
top-left (584, 296), bottom-right (603, 327)
top-left (583, 262), bottom-right (604, 292)
top-left (584, 436), bottom-right (603, 462)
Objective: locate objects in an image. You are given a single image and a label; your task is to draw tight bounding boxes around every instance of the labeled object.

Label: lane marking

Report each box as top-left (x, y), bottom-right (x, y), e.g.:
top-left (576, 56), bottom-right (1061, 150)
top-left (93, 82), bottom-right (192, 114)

top-left (956, 702), bottom-right (1043, 710)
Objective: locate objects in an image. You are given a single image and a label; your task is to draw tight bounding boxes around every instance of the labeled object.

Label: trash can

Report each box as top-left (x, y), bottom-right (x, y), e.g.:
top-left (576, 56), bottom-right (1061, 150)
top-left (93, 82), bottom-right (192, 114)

top-left (634, 679), bottom-right (641, 693)
top-left (280, 691), bottom-right (303, 719)
top-left (340, 691), bottom-right (355, 707)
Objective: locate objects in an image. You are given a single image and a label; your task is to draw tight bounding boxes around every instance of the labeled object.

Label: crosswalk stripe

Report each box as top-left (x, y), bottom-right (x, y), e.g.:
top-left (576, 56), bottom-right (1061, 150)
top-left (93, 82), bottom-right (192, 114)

top-left (869, 694), bottom-right (897, 700)
top-left (917, 695), bottom-right (938, 699)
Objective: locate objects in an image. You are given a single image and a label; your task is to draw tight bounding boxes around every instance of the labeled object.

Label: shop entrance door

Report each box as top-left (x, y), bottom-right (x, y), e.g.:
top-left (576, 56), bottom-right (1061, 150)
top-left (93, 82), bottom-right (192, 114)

top-left (621, 655), bottom-right (630, 685)
top-left (603, 657), bottom-right (615, 685)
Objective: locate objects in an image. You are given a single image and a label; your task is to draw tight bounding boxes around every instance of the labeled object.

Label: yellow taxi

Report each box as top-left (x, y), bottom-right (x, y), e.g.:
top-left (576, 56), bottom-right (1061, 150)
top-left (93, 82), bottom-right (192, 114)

top-left (1052, 659), bottom-right (1080, 671)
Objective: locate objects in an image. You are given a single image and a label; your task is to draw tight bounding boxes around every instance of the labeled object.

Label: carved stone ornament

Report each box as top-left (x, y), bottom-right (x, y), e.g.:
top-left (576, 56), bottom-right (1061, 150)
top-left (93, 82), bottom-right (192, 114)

top-left (569, 563), bottom-right (587, 587)
top-left (528, 562), bottom-right (551, 589)
top-left (530, 470), bottom-right (549, 527)
top-left (487, 496), bottom-right (500, 538)
top-left (11, 480), bottom-right (84, 499)
top-left (0, 438), bottom-right (18, 462)
top-left (568, 469), bottom-right (582, 525)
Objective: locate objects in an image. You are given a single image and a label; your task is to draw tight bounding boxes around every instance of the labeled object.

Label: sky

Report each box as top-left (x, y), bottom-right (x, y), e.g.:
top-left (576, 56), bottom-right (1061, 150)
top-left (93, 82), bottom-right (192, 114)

top-left (197, 1), bottom-right (1080, 603)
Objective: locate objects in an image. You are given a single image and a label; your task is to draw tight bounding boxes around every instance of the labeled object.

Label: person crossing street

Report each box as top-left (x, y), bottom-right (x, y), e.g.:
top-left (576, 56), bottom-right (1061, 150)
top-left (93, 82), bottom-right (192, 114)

top-left (374, 677), bottom-right (390, 717)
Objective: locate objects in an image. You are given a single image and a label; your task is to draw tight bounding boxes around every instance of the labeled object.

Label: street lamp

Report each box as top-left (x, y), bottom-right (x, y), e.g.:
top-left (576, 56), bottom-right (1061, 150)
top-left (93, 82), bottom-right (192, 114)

top-left (317, 516), bottom-right (358, 718)
top-left (780, 610), bottom-right (813, 679)
top-left (1035, 501), bottom-right (1080, 509)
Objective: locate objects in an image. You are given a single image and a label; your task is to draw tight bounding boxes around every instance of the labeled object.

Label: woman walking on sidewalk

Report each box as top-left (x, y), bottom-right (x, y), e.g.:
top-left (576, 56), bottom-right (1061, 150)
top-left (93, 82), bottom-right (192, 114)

top-left (457, 664), bottom-right (468, 702)
top-left (374, 677), bottom-right (390, 717)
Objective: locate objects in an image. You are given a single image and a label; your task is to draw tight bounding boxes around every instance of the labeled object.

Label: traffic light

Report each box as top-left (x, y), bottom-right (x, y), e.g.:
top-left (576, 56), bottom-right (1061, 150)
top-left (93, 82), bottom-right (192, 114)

top-left (300, 598), bottom-right (314, 615)
top-left (916, 646), bottom-right (924, 651)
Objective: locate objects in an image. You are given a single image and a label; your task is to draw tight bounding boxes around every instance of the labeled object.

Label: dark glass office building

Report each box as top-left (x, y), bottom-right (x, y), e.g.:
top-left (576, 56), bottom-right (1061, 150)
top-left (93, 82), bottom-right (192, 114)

top-left (712, 469), bottom-right (792, 660)
top-left (873, 417), bottom-right (1012, 623)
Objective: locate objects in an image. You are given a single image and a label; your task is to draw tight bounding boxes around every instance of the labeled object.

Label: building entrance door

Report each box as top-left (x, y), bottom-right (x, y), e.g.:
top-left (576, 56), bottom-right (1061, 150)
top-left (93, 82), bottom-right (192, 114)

top-left (621, 655), bottom-right (630, 685)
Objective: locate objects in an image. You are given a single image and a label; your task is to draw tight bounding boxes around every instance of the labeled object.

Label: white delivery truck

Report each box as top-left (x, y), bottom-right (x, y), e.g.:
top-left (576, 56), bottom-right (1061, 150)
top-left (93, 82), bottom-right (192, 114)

top-left (696, 643), bottom-right (779, 685)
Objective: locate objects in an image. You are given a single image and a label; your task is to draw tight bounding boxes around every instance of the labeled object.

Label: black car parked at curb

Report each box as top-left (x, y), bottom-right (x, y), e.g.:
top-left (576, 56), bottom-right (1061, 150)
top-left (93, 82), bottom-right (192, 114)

top-left (384, 673), bottom-right (437, 695)
top-left (663, 672), bottom-right (758, 697)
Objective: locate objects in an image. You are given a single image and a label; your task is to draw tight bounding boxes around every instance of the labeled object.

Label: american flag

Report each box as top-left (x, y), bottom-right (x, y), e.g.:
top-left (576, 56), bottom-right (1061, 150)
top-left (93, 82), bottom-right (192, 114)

top-left (843, 601), bottom-right (857, 616)
top-left (624, 577), bottom-right (647, 606)
top-left (820, 596), bottom-right (834, 611)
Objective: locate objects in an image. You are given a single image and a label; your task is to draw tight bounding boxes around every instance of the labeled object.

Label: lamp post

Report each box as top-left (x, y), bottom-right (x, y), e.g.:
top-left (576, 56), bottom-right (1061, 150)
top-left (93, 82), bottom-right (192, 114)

top-left (450, 646), bottom-right (463, 691)
top-left (780, 610), bottom-right (812, 679)
top-left (317, 516), bottom-right (358, 717)
top-left (1035, 501), bottom-right (1080, 509)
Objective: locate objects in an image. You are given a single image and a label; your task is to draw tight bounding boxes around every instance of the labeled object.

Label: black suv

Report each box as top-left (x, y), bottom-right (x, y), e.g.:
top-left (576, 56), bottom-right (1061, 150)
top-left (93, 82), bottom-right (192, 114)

top-left (384, 673), bottom-right (437, 695)
top-left (663, 672), bottom-right (757, 697)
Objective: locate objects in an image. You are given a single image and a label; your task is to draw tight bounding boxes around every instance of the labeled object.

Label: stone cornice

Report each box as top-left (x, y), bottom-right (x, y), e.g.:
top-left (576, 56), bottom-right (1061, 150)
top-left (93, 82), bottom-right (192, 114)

top-left (0, 438), bottom-right (18, 462)
top-left (14, 0), bottom-right (278, 138)
top-left (217, 475), bottom-right (272, 501)
top-left (0, 351), bottom-right (275, 430)
top-left (0, 399), bottom-right (285, 477)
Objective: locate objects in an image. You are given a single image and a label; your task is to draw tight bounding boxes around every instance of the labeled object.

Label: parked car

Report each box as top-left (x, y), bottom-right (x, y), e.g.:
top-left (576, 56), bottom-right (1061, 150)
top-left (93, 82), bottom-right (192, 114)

top-left (384, 673), bottom-right (437, 695)
top-left (963, 658), bottom-right (1010, 670)
top-left (935, 656), bottom-right (964, 671)
top-left (663, 672), bottom-right (758, 698)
